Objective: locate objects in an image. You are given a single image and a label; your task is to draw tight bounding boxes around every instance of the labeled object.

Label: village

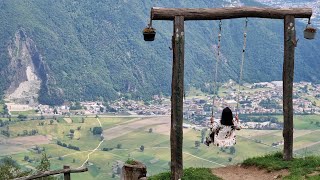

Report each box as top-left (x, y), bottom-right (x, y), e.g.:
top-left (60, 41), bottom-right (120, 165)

top-left (7, 81), bottom-right (320, 131)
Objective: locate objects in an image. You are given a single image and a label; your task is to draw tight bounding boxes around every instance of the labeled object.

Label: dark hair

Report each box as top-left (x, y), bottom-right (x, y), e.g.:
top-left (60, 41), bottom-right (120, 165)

top-left (220, 107), bottom-right (234, 126)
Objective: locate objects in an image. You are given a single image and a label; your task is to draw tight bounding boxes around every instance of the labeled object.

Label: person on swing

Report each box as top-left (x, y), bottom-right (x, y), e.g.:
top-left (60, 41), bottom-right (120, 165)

top-left (204, 107), bottom-right (241, 147)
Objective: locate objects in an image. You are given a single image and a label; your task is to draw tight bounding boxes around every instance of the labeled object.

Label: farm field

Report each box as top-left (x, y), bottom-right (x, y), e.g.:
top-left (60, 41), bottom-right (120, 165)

top-left (10, 110), bottom-right (37, 116)
top-left (0, 115), bottom-right (319, 179)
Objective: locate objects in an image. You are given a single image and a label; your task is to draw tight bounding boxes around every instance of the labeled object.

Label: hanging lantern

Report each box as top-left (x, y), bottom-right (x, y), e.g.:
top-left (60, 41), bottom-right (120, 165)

top-left (143, 27), bottom-right (156, 41)
top-left (304, 24), bottom-right (317, 40)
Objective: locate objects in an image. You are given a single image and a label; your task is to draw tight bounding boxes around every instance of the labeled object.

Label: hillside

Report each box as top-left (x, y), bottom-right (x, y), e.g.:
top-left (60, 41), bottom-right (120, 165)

top-left (0, 0), bottom-right (320, 105)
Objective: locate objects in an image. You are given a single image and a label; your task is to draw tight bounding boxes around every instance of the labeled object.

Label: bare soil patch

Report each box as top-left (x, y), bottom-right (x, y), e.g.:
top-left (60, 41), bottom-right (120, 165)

top-left (308, 170), bottom-right (320, 177)
top-left (212, 165), bottom-right (289, 180)
top-left (0, 135), bottom-right (52, 155)
top-left (153, 123), bottom-right (191, 136)
top-left (103, 117), bottom-right (170, 140)
top-left (7, 135), bottom-right (52, 146)
top-left (63, 118), bottom-right (73, 124)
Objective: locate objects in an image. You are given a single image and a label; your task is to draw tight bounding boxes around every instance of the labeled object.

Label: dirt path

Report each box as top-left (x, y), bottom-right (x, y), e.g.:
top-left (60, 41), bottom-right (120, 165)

top-left (212, 165), bottom-right (289, 180)
top-left (79, 118), bottom-right (104, 168)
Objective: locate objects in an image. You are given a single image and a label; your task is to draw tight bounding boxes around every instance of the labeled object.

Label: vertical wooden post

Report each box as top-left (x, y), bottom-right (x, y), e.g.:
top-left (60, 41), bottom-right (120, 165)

top-left (283, 15), bottom-right (295, 161)
top-left (64, 165), bottom-right (71, 180)
top-left (171, 15), bottom-right (184, 180)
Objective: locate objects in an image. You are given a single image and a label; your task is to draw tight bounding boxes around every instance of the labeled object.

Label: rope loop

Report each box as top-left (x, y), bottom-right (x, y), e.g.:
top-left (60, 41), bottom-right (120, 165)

top-left (212, 20), bottom-right (223, 118)
top-left (236, 18), bottom-right (249, 116)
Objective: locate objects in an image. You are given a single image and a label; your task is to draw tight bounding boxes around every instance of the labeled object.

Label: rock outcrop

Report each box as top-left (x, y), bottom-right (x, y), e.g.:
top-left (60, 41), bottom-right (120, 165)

top-left (4, 29), bottom-right (47, 105)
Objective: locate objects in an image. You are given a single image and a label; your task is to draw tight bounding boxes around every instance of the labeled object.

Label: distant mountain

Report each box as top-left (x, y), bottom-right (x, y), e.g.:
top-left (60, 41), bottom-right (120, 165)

top-left (254, 0), bottom-right (320, 28)
top-left (0, 0), bottom-right (319, 105)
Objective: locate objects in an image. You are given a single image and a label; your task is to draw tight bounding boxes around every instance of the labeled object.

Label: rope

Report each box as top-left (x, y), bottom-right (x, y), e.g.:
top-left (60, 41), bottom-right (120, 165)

top-left (211, 20), bottom-right (222, 118)
top-left (236, 18), bottom-right (248, 117)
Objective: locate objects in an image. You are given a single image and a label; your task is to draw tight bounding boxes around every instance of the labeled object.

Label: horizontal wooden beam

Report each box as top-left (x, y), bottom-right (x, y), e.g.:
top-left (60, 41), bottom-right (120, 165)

top-left (151, 7), bottom-right (312, 20)
top-left (14, 167), bottom-right (88, 180)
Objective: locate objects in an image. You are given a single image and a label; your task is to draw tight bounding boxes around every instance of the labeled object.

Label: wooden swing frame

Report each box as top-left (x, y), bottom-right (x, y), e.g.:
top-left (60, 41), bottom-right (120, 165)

top-left (146, 6), bottom-right (313, 180)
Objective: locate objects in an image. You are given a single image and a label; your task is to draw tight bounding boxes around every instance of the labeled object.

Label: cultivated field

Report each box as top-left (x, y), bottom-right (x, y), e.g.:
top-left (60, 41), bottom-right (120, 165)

top-left (0, 115), bottom-right (319, 180)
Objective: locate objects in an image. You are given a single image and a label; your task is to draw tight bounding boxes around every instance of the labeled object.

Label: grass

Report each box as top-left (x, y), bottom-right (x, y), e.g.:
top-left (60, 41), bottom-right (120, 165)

top-left (148, 167), bottom-right (221, 180)
top-left (242, 152), bottom-right (320, 179)
top-left (248, 114), bottom-right (320, 130)
top-left (3, 115), bottom-right (320, 179)
top-left (304, 96), bottom-right (320, 107)
top-left (295, 143), bottom-right (320, 156)
top-left (187, 87), bottom-right (208, 98)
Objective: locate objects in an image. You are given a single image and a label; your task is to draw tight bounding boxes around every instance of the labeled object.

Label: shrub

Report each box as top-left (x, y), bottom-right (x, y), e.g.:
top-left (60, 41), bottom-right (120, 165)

top-left (140, 145), bottom-right (145, 152)
top-left (92, 127), bottom-right (103, 135)
top-left (116, 144), bottom-right (122, 149)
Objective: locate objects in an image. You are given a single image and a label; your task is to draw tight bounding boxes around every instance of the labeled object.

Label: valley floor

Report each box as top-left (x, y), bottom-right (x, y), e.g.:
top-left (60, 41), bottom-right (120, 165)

top-left (0, 115), bottom-right (320, 179)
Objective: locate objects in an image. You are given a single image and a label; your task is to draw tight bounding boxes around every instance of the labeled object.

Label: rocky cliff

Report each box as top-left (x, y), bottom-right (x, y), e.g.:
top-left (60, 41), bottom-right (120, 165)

top-left (4, 29), bottom-right (47, 105)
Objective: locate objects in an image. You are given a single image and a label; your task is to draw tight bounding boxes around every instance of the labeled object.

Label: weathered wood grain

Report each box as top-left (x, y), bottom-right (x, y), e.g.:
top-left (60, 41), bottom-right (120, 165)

top-left (151, 7), bottom-right (312, 20)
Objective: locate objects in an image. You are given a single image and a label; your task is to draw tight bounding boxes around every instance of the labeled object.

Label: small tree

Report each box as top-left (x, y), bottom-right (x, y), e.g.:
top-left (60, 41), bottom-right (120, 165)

top-left (148, 128), bottom-right (153, 133)
top-left (201, 128), bottom-right (207, 143)
top-left (70, 133), bottom-right (74, 139)
top-left (116, 166), bottom-right (121, 174)
top-left (17, 114), bottom-right (27, 121)
top-left (73, 159), bottom-right (76, 163)
top-left (50, 120), bottom-right (54, 125)
top-left (24, 156), bottom-right (29, 161)
top-left (36, 153), bottom-right (50, 172)
top-left (70, 129), bottom-right (75, 134)
top-left (230, 146), bottom-right (236, 154)
top-left (0, 157), bottom-right (31, 179)
top-left (140, 145), bottom-right (145, 152)
top-left (195, 141), bottom-right (200, 148)
top-left (117, 144), bottom-right (122, 149)
top-left (92, 127), bottom-right (103, 135)
top-left (81, 117), bottom-right (85, 123)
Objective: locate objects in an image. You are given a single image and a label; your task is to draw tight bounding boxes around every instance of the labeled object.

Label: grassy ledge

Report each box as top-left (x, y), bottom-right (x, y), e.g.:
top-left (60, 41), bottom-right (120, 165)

top-left (242, 152), bottom-right (320, 179)
top-left (148, 167), bottom-right (221, 180)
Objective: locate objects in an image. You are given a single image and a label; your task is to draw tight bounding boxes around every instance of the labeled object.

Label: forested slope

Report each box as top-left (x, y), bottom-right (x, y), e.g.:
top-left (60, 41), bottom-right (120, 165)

top-left (0, 0), bottom-right (319, 105)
